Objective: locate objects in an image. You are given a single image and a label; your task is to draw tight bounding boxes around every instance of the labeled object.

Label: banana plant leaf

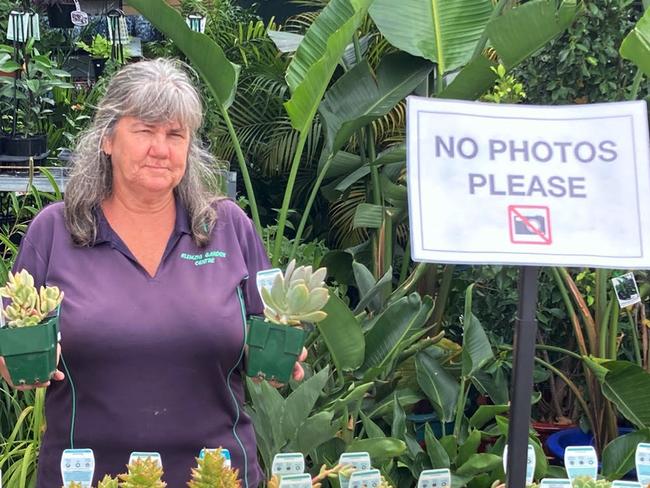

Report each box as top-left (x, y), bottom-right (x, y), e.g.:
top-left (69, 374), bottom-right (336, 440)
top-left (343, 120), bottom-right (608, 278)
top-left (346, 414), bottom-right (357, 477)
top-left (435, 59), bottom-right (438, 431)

top-left (346, 437), bottom-right (407, 461)
top-left (416, 347), bottom-right (460, 423)
top-left (360, 293), bottom-right (434, 381)
top-left (461, 285), bottom-right (494, 378)
top-left (317, 293), bottom-right (365, 371)
top-left (369, 0), bottom-right (493, 74)
top-left (353, 203), bottom-right (384, 229)
top-left (284, 0), bottom-right (374, 134)
top-left (620, 8), bottom-right (650, 77)
top-left (602, 429), bottom-right (650, 480)
top-left (280, 367), bottom-right (330, 440)
top-left (318, 52), bottom-right (433, 157)
top-left (583, 358), bottom-right (650, 429)
top-left (128, 0), bottom-right (239, 108)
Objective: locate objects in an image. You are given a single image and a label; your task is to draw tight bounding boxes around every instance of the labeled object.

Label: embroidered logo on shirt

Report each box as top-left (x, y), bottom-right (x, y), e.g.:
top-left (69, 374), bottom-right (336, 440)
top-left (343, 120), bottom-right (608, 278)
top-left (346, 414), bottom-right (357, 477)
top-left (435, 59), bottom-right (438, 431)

top-left (180, 250), bottom-right (227, 266)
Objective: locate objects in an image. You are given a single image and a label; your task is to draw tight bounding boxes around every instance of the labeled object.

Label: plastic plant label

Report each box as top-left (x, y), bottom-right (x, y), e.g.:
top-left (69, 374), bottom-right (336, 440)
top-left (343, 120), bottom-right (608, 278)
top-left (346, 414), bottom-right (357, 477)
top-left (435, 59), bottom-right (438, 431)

top-left (540, 478), bottom-right (572, 488)
top-left (636, 442), bottom-right (650, 486)
top-left (418, 468), bottom-right (451, 488)
top-left (278, 473), bottom-right (312, 488)
top-left (338, 452), bottom-right (372, 488)
top-left (256, 269), bottom-right (282, 305)
top-left (564, 446), bottom-right (598, 481)
top-left (611, 482), bottom-right (641, 488)
top-left (612, 272), bottom-right (641, 308)
top-left (60, 448), bottom-right (95, 488)
top-left (128, 451), bottom-right (162, 468)
top-left (199, 448), bottom-right (231, 468)
top-left (348, 469), bottom-right (382, 488)
top-left (502, 444), bottom-right (535, 485)
top-left (185, 14), bottom-right (206, 33)
top-left (272, 453), bottom-right (305, 475)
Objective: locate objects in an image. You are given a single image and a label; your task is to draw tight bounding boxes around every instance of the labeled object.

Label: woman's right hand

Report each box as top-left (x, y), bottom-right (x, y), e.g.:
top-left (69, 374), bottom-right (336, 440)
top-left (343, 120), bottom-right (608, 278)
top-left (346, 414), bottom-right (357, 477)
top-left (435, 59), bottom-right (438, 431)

top-left (0, 343), bottom-right (65, 391)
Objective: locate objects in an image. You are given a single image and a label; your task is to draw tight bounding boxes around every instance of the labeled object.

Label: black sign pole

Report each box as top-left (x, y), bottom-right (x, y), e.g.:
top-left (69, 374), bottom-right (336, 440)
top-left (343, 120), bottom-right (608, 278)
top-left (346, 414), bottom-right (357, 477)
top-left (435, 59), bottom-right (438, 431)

top-left (506, 265), bottom-right (539, 488)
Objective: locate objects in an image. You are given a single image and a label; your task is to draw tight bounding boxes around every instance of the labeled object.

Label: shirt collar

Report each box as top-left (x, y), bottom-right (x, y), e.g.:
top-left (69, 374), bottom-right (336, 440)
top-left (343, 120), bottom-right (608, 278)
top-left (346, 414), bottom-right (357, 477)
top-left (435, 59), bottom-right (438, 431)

top-left (93, 196), bottom-right (191, 246)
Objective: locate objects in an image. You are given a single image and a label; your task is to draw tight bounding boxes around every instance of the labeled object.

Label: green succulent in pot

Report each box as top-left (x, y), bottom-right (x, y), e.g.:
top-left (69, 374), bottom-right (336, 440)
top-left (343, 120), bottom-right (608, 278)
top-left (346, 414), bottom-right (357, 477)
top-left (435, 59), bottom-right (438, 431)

top-left (0, 269), bottom-right (63, 385)
top-left (246, 259), bottom-right (329, 383)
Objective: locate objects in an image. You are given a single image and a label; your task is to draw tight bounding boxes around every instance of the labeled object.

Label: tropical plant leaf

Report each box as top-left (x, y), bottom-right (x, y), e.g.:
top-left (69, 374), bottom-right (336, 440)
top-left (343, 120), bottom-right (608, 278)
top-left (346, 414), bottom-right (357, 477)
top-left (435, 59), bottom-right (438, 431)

top-left (281, 367), bottom-right (330, 440)
top-left (346, 437), bottom-right (407, 461)
top-left (620, 8), bottom-right (650, 77)
top-left (488, 0), bottom-right (579, 69)
top-left (424, 423), bottom-right (450, 468)
top-left (284, 0), bottom-right (374, 133)
top-left (461, 284), bottom-right (494, 378)
top-left (317, 294), bottom-right (365, 371)
top-left (369, 0), bottom-right (493, 73)
top-left (416, 347), bottom-right (459, 423)
top-left (295, 411), bottom-right (339, 454)
top-left (128, 0), bottom-right (239, 108)
top-left (602, 429), bottom-right (650, 480)
top-left (353, 203), bottom-right (384, 229)
top-left (456, 453), bottom-right (502, 476)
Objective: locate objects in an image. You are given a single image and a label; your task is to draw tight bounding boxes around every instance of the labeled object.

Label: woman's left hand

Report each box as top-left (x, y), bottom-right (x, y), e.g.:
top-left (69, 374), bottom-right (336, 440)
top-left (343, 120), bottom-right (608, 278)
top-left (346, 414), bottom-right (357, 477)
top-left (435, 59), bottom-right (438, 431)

top-left (290, 347), bottom-right (308, 382)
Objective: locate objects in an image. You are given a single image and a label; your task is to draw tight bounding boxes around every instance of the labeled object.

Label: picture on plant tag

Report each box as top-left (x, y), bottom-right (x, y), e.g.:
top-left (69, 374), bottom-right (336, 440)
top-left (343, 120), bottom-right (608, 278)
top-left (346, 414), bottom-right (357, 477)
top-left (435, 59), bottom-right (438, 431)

top-left (611, 272), bottom-right (641, 308)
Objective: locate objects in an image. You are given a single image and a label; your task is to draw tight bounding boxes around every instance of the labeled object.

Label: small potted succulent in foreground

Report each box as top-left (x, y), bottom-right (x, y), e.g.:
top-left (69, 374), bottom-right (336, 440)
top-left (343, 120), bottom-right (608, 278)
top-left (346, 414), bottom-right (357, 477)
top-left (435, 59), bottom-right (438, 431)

top-left (0, 269), bottom-right (63, 385)
top-left (246, 260), bottom-right (329, 383)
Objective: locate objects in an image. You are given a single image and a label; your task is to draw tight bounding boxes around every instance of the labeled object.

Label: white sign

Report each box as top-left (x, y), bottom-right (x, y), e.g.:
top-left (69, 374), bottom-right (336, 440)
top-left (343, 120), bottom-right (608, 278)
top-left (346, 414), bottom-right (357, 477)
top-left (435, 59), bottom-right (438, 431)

top-left (503, 444), bottom-right (535, 485)
top-left (61, 448), bottom-right (95, 488)
top-left (407, 97), bottom-right (650, 268)
top-left (636, 442), bottom-right (650, 486)
top-left (272, 453), bottom-right (305, 475)
top-left (540, 478), bottom-right (572, 488)
top-left (564, 446), bottom-right (598, 481)
top-left (418, 468), bottom-right (451, 488)
top-left (128, 451), bottom-right (162, 468)
top-left (348, 469), bottom-right (382, 488)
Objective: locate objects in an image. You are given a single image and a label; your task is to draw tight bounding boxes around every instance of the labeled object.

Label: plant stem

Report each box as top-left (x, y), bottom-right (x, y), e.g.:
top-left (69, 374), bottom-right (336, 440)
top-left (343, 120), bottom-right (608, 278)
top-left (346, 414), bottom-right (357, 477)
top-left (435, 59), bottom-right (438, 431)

top-left (628, 307), bottom-right (642, 367)
top-left (272, 127), bottom-right (310, 266)
top-left (629, 68), bottom-right (644, 101)
top-left (453, 376), bottom-right (468, 438)
top-left (432, 265), bottom-right (455, 335)
top-left (389, 262), bottom-right (430, 304)
top-left (608, 293), bottom-right (619, 360)
top-left (220, 106), bottom-right (261, 234)
top-left (398, 238), bottom-right (411, 286)
top-left (598, 299), bottom-right (612, 358)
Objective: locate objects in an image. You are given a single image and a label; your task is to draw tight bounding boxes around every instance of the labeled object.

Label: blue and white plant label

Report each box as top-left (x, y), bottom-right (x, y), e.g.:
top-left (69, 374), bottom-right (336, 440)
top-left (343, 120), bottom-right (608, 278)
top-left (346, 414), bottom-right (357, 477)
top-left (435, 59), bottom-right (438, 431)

top-left (540, 478), bottom-right (572, 488)
top-left (417, 468), bottom-right (451, 488)
top-left (348, 469), bottom-right (382, 488)
top-left (278, 473), bottom-right (312, 488)
top-left (198, 448), bottom-right (231, 467)
top-left (60, 448), bottom-right (95, 488)
top-left (338, 452), bottom-right (372, 488)
top-left (612, 481), bottom-right (641, 488)
top-left (272, 453), bottom-right (305, 475)
top-left (128, 451), bottom-right (162, 468)
top-left (564, 446), bottom-right (598, 481)
top-left (636, 442), bottom-right (650, 486)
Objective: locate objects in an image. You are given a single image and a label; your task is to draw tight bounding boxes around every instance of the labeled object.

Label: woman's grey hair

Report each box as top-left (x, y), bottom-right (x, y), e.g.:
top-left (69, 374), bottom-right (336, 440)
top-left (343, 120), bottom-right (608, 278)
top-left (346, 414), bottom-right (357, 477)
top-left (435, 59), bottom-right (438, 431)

top-left (64, 58), bottom-right (220, 247)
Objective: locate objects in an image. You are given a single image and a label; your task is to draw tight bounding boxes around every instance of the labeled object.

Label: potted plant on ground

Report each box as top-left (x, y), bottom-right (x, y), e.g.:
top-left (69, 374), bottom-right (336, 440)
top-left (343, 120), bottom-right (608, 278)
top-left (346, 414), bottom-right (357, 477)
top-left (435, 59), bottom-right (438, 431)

top-left (76, 34), bottom-right (130, 78)
top-left (246, 259), bottom-right (329, 383)
top-left (33, 0), bottom-right (76, 29)
top-left (0, 269), bottom-right (63, 385)
top-left (0, 42), bottom-right (73, 162)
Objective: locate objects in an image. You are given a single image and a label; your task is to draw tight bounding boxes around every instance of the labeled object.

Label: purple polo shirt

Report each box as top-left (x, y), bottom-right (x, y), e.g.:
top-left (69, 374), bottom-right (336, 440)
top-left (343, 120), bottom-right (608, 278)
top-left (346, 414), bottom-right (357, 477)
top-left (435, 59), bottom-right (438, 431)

top-left (13, 197), bottom-right (269, 487)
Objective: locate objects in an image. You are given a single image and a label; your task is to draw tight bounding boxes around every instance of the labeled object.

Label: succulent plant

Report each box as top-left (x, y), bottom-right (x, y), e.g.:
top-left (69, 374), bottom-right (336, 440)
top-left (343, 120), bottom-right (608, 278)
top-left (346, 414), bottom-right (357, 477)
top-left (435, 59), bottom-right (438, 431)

top-left (0, 269), bottom-right (63, 327)
top-left (261, 260), bottom-right (329, 326)
top-left (571, 477), bottom-right (612, 488)
top-left (65, 483), bottom-right (84, 488)
top-left (97, 475), bottom-right (119, 488)
top-left (118, 458), bottom-right (166, 488)
top-left (188, 448), bottom-right (241, 488)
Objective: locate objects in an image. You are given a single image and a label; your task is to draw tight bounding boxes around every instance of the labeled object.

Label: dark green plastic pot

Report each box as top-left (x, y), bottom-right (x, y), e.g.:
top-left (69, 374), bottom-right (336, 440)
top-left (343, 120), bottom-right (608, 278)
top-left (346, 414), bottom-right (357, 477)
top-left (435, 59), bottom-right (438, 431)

top-left (246, 316), bottom-right (306, 383)
top-left (0, 315), bottom-right (59, 385)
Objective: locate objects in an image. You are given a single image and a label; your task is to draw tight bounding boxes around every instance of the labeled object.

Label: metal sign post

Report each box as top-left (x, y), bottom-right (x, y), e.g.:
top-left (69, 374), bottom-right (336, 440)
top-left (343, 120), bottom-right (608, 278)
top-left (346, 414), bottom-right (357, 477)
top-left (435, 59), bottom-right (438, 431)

top-left (506, 266), bottom-right (539, 488)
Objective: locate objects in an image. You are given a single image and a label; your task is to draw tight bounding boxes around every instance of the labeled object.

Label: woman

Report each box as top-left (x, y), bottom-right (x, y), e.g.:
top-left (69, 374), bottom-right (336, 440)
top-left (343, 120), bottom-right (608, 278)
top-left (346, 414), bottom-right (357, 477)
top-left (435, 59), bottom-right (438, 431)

top-left (0, 58), bottom-right (303, 487)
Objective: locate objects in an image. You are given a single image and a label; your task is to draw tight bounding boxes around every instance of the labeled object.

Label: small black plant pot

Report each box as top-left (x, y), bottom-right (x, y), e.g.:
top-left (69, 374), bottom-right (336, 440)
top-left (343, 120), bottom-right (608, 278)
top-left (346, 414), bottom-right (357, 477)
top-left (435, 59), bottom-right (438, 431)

top-left (92, 58), bottom-right (106, 78)
top-left (3, 135), bottom-right (48, 161)
top-left (0, 315), bottom-right (59, 385)
top-left (47, 4), bottom-right (75, 28)
top-left (245, 316), bottom-right (306, 383)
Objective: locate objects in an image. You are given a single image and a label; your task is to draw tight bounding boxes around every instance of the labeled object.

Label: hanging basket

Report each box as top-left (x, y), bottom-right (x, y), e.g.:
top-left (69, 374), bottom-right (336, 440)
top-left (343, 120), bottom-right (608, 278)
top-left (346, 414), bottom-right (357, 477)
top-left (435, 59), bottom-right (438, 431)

top-left (245, 316), bottom-right (306, 383)
top-left (0, 315), bottom-right (59, 385)
top-left (47, 4), bottom-right (75, 28)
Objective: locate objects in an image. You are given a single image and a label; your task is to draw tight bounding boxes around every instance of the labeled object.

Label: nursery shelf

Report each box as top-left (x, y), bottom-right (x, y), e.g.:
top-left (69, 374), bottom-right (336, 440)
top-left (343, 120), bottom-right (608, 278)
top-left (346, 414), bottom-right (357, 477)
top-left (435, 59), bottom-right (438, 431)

top-left (0, 166), bottom-right (68, 193)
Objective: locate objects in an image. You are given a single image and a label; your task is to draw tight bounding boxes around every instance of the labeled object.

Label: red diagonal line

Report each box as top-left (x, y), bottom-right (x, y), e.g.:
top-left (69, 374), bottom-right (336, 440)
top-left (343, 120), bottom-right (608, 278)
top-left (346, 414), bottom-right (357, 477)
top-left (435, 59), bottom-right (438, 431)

top-left (512, 208), bottom-right (551, 244)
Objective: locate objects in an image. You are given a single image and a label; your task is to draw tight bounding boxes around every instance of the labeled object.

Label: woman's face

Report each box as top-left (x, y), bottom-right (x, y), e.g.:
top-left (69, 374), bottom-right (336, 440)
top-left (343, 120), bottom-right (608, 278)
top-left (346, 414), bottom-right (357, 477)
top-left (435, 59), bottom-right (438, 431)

top-left (102, 116), bottom-right (191, 198)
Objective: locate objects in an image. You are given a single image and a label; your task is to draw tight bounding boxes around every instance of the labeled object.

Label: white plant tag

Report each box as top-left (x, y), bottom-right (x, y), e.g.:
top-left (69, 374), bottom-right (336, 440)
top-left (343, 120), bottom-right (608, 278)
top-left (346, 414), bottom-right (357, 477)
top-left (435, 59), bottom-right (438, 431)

top-left (60, 448), bottom-right (95, 488)
top-left (256, 269), bottom-right (282, 305)
top-left (198, 448), bottom-right (231, 467)
top-left (272, 453), bottom-right (305, 475)
top-left (540, 478), bottom-right (572, 488)
top-left (418, 468), bottom-right (451, 488)
top-left (71, 1), bottom-right (88, 26)
top-left (636, 442), bottom-right (650, 486)
top-left (612, 272), bottom-right (641, 308)
top-left (612, 482), bottom-right (641, 488)
top-left (338, 452), bottom-right (372, 488)
top-left (128, 451), bottom-right (162, 468)
top-left (564, 446), bottom-right (598, 481)
top-left (502, 444), bottom-right (536, 485)
top-left (278, 473), bottom-right (312, 488)
top-left (348, 469), bottom-right (382, 488)
top-left (185, 14), bottom-right (206, 33)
